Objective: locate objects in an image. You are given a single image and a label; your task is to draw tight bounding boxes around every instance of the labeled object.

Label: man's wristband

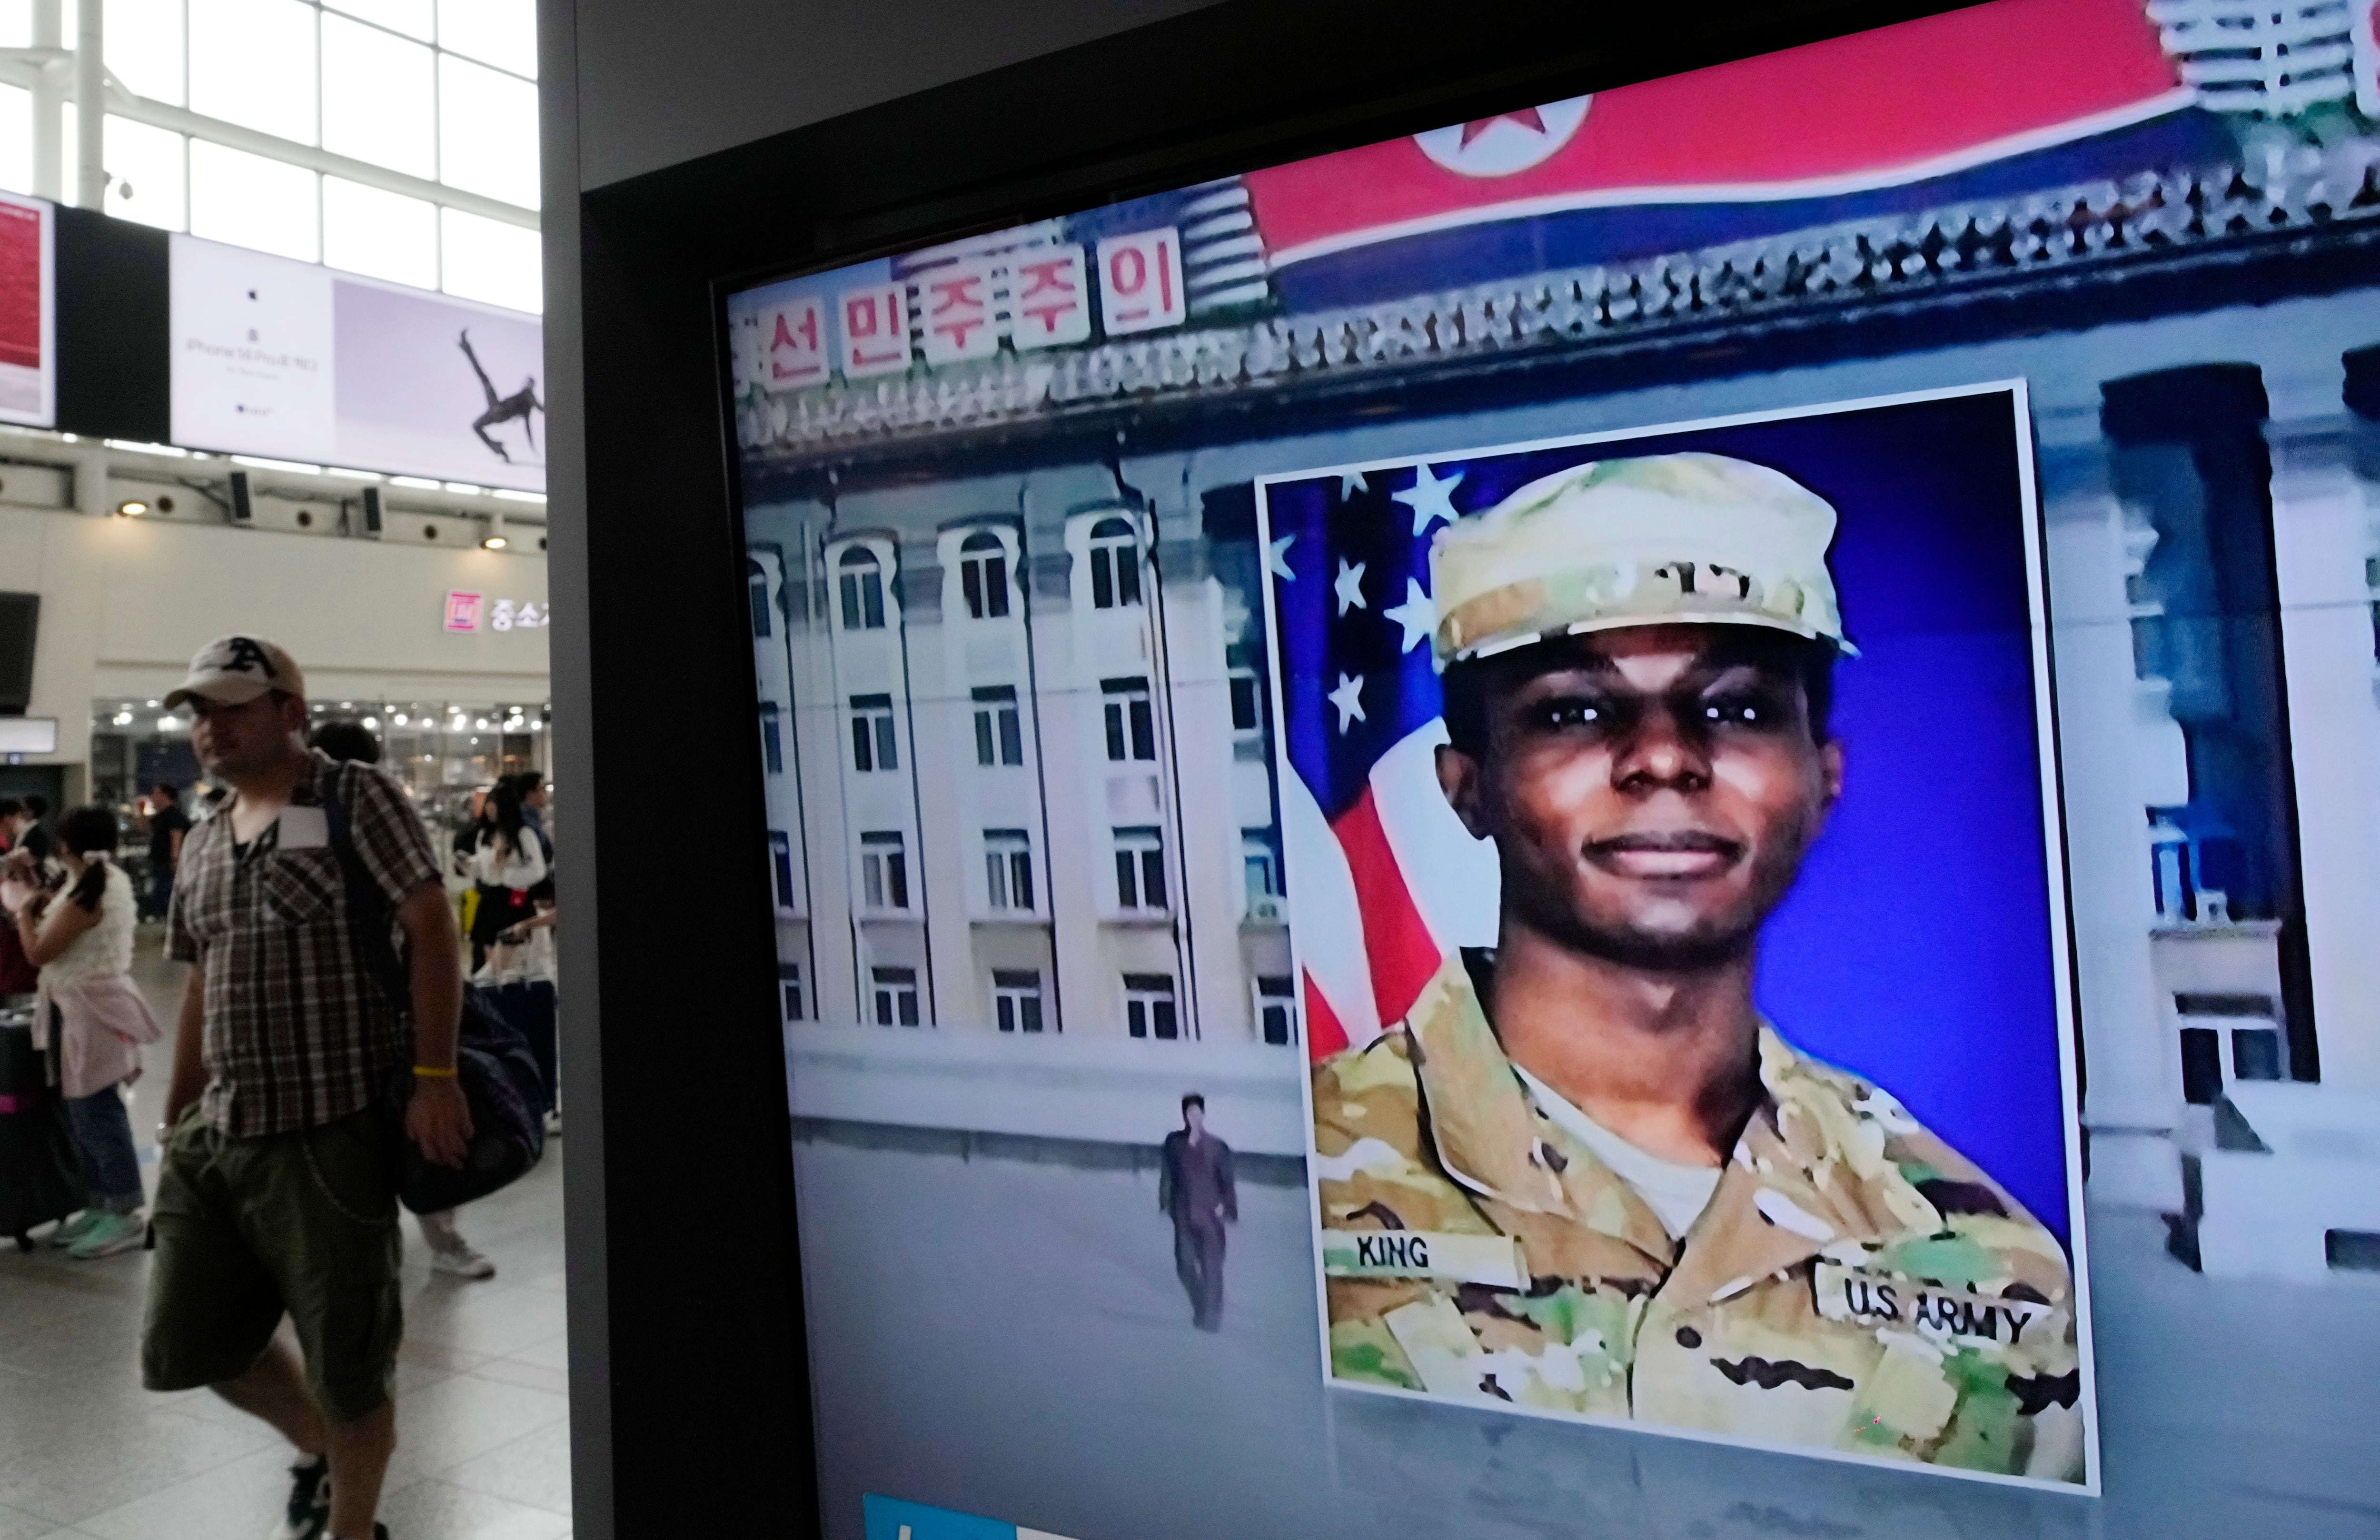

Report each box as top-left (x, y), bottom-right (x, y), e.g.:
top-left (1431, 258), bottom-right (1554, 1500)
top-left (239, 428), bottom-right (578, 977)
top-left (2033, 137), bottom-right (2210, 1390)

top-left (412, 1064), bottom-right (459, 1079)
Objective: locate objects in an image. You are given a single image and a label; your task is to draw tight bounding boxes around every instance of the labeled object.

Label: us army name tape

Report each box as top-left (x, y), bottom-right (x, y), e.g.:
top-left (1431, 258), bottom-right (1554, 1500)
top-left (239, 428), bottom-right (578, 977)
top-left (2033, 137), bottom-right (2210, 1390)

top-left (1812, 1261), bottom-right (2053, 1344)
top-left (1322, 1230), bottom-right (1524, 1290)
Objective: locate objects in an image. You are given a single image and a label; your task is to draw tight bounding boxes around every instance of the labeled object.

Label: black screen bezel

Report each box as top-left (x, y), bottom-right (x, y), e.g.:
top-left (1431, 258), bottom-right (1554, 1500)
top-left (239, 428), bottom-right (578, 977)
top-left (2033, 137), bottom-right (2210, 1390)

top-left (554, 4), bottom-right (1989, 1534)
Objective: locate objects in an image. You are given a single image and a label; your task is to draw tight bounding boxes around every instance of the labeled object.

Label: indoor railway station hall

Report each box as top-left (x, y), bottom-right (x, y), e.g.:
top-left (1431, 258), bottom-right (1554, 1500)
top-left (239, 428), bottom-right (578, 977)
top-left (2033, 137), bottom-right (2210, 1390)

top-left (3, 3), bottom-right (2380, 1539)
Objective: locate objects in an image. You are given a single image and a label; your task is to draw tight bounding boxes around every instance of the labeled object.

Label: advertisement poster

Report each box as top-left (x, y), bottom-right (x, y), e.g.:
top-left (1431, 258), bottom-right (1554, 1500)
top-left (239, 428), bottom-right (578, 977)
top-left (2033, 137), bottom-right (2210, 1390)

top-left (1261, 386), bottom-right (2092, 1486)
top-left (0, 190), bottom-right (56, 428)
top-left (168, 233), bottom-right (545, 490)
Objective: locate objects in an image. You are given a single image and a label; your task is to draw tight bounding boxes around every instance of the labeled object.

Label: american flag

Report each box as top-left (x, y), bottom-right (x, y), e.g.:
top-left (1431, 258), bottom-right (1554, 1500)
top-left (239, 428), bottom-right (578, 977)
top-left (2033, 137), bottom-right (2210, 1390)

top-left (1264, 446), bottom-right (1638, 1062)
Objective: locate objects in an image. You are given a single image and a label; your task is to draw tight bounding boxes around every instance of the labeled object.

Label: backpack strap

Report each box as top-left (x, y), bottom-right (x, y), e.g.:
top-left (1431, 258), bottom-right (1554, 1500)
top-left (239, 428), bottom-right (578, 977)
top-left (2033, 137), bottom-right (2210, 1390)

top-left (315, 761), bottom-right (411, 1012)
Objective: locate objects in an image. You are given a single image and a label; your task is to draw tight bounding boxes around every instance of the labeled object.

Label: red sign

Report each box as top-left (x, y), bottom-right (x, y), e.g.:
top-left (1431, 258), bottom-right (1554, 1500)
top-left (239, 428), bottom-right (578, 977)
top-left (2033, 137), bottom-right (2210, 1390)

top-left (838, 283), bottom-right (912, 379)
top-left (444, 591), bottom-right (484, 633)
top-left (0, 201), bottom-right (40, 373)
top-left (1096, 229), bottom-right (1185, 337)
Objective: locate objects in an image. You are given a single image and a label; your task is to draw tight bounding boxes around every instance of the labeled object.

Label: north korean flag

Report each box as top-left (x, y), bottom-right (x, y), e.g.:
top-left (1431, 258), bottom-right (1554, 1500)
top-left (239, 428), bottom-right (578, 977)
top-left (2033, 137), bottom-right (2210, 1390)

top-left (1247, 0), bottom-right (2223, 311)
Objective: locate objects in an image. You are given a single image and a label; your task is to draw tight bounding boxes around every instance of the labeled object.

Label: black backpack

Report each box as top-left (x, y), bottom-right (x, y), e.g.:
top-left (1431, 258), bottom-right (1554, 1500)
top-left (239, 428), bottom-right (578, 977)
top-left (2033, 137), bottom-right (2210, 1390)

top-left (319, 769), bottom-right (546, 1214)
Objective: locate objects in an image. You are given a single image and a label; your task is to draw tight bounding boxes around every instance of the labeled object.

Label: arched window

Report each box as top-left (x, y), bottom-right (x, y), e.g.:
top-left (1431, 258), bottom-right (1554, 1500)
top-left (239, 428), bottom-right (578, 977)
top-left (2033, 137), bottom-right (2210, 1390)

top-left (1087, 516), bottom-right (1141, 609)
top-left (959, 529), bottom-right (1010, 620)
top-left (838, 546), bottom-right (886, 630)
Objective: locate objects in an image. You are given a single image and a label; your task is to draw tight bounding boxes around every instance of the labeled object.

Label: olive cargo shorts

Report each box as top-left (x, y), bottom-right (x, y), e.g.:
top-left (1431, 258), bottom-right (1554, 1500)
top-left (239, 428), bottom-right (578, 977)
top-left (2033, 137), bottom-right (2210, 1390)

top-left (142, 1106), bottom-right (403, 1424)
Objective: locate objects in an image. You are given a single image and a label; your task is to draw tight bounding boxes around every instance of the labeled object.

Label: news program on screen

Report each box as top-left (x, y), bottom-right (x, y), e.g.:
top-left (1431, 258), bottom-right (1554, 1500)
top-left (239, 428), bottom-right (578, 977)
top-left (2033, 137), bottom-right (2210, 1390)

top-left (722, 1), bottom-right (2380, 1536)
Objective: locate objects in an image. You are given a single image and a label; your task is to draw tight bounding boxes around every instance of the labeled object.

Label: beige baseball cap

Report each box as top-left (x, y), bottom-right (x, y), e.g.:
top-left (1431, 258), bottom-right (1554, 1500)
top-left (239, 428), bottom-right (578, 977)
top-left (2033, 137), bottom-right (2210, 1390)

top-left (163, 635), bottom-right (307, 710)
top-left (1428, 452), bottom-right (1855, 667)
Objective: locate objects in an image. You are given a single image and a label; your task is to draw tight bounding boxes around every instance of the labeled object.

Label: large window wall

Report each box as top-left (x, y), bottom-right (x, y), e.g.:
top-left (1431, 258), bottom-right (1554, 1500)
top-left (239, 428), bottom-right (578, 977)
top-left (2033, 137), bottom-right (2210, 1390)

top-left (0, 0), bottom-right (539, 311)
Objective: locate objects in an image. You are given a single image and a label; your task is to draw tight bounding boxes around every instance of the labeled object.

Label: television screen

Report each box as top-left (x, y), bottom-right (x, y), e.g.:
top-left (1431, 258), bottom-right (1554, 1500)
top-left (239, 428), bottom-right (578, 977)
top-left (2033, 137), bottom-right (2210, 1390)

top-left (724, 1), bottom-right (2380, 1534)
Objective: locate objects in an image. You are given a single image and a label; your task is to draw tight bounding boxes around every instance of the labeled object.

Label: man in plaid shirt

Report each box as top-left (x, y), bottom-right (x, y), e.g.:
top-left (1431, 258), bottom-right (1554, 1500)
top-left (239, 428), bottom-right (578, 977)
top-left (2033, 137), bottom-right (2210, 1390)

top-left (142, 636), bottom-right (471, 1540)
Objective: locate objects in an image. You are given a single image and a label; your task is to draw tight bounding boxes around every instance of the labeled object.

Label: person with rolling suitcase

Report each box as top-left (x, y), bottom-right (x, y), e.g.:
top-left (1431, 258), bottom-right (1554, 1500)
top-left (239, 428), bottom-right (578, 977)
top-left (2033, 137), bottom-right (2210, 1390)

top-left (0, 999), bottom-right (87, 1252)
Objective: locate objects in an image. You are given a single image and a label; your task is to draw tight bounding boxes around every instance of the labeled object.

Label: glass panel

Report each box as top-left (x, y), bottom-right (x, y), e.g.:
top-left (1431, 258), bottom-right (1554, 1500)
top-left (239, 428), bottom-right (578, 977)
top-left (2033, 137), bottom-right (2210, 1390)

top-left (886, 853), bottom-right (908, 909)
top-left (103, 116), bottom-right (185, 231)
top-left (973, 710), bottom-right (993, 766)
top-left (437, 52), bottom-right (540, 209)
top-left (998, 708), bottom-right (1022, 766)
top-left (321, 14), bottom-right (435, 179)
top-left (436, 0), bottom-right (536, 78)
top-left (188, 139), bottom-right (318, 262)
top-left (326, 0), bottom-right (433, 41)
top-left (1141, 850), bottom-right (1167, 911)
top-left (322, 177), bottom-right (437, 288)
top-left (850, 717), bottom-right (872, 772)
top-left (107, 0), bottom-right (186, 107)
top-left (984, 558), bottom-right (1008, 616)
top-left (0, 85), bottom-right (26, 196)
top-left (439, 207), bottom-right (541, 312)
top-left (873, 716), bottom-right (897, 771)
top-left (1151, 999), bottom-right (1177, 1039)
top-left (1114, 850), bottom-right (1136, 908)
top-left (1011, 852), bottom-right (1033, 911)
top-left (996, 995), bottom-right (1014, 1032)
top-left (189, 0), bottom-right (316, 146)
top-left (1019, 994), bottom-right (1042, 1033)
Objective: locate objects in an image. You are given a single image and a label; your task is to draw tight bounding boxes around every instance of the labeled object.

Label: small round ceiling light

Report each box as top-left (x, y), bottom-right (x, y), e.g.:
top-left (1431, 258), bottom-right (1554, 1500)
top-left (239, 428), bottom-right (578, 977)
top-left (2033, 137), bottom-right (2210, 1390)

top-left (115, 498), bottom-right (149, 517)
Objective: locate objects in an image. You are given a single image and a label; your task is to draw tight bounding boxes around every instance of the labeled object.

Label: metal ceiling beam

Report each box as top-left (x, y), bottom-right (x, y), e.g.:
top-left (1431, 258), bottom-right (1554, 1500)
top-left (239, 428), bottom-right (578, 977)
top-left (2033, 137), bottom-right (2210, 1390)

top-left (0, 48), bottom-right (539, 231)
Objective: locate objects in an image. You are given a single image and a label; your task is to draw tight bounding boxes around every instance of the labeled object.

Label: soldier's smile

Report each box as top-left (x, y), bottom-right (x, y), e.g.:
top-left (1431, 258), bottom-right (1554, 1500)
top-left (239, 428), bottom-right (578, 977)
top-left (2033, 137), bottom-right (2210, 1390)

top-left (1583, 828), bottom-right (1743, 881)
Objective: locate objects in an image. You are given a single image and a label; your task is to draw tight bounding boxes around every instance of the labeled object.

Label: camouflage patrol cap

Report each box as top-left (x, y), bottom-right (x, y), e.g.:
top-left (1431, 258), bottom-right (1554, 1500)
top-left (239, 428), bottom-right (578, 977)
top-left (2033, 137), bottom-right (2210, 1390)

top-left (1428, 453), bottom-right (1854, 667)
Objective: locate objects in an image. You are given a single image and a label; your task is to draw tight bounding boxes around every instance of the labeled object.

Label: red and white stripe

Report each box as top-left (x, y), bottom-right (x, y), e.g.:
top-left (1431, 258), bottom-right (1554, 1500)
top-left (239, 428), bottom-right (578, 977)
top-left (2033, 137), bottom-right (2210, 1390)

top-left (1288, 718), bottom-right (1501, 1060)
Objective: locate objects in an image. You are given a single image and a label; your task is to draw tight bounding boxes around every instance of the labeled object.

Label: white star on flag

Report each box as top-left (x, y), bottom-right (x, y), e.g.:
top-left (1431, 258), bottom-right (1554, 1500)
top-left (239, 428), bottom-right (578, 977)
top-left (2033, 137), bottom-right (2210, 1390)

top-left (1393, 463), bottom-right (1464, 537)
top-left (1328, 672), bottom-right (1366, 734)
top-left (1267, 534), bottom-right (1297, 581)
top-left (1339, 469), bottom-right (1369, 498)
top-left (1334, 558), bottom-right (1368, 616)
top-left (1383, 577), bottom-right (1435, 654)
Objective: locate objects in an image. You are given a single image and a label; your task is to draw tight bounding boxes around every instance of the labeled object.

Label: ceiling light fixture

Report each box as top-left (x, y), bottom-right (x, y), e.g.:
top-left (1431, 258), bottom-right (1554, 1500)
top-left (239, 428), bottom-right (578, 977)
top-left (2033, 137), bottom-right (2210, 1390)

top-left (115, 498), bottom-right (149, 517)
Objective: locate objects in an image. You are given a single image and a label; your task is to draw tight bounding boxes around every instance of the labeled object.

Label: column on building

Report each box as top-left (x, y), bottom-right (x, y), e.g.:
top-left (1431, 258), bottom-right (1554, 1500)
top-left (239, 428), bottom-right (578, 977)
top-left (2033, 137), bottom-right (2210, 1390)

top-left (2266, 341), bottom-right (2380, 1094)
top-left (818, 524), bottom-right (932, 1026)
top-left (926, 515), bottom-right (1059, 1035)
top-left (2039, 425), bottom-right (2189, 1209)
top-left (2102, 365), bottom-right (2318, 1127)
top-left (746, 539), bottom-right (817, 1033)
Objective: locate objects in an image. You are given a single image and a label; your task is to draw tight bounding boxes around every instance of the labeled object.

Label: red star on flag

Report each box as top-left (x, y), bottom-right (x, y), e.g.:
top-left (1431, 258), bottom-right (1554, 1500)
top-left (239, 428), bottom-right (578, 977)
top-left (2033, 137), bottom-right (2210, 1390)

top-left (1457, 107), bottom-right (1547, 148)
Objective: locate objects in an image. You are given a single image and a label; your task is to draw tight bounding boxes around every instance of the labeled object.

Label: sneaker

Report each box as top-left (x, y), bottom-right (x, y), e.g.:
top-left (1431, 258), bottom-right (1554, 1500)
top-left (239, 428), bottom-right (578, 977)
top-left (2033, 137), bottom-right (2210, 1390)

top-left (68, 1211), bottom-right (146, 1260)
top-left (266, 1453), bottom-right (328, 1540)
top-left (429, 1241), bottom-right (496, 1280)
top-left (45, 1210), bottom-right (100, 1249)
top-left (543, 1108), bottom-right (562, 1137)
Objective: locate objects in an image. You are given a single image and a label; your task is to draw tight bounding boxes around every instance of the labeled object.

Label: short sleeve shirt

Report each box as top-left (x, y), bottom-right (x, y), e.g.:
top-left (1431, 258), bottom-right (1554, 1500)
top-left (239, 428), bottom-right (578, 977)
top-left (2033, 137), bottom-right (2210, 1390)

top-left (168, 752), bottom-right (441, 1137)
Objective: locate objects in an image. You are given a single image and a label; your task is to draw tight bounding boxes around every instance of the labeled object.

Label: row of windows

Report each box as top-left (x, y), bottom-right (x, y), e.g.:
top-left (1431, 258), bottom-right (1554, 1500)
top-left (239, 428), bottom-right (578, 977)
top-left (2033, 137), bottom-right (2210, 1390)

top-left (768, 822), bottom-right (1280, 917)
top-left (782, 958), bottom-right (1299, 1044)
top-left (827, 515), bottom-right (1145, 634)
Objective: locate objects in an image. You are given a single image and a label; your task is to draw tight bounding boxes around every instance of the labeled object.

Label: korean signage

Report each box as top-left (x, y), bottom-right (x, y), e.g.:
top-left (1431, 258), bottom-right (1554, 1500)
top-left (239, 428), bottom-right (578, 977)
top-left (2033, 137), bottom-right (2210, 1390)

top-left (734, 230), bottom-right (1168, 395)
top-left (444, 592), bottom-right (550, 633)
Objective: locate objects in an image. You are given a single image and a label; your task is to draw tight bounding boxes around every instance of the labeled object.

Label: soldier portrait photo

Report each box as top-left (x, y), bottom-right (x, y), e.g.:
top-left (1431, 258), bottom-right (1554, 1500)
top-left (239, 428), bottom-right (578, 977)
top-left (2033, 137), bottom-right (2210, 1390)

top-left (1259, 386), bottom-right (2092, 1487)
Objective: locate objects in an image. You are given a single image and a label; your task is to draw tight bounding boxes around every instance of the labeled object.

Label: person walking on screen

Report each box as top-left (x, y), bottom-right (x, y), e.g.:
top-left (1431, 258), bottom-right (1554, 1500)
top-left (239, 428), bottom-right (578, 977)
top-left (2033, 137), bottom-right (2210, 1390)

top-left (143, 635), bottom-right (471, 1540)
top-left (1311, 454), bottom-right (2081, 1480)
top-left (1159, 1093), bottom-right (1236, 1332)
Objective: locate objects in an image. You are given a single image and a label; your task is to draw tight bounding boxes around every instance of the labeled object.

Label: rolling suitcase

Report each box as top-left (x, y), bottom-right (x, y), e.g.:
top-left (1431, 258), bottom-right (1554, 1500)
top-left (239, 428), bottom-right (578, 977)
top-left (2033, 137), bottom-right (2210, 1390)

top-left (0, 1006), bottom-right (88, 1251)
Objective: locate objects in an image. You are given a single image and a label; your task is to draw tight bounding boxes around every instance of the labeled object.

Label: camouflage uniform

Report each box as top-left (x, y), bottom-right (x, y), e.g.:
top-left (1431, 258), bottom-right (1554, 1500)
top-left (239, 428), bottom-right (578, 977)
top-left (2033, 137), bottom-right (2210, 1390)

top-left (1314, 952), bottom-right (2083, 1481)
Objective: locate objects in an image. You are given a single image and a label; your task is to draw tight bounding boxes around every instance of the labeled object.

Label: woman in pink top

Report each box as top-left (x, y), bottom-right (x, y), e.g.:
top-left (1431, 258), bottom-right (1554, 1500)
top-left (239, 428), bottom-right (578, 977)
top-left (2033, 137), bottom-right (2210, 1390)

top-left (15, 805), bottom-right (163, 1258)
